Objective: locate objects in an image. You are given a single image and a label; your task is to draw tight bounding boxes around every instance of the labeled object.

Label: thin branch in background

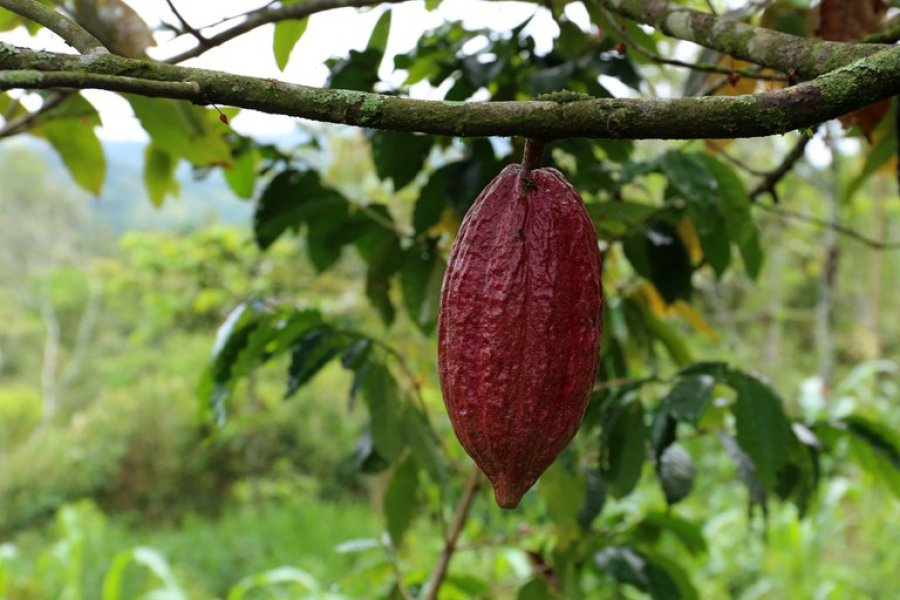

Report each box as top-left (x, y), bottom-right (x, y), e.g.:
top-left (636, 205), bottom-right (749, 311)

top-left (0, 90), bottom-right (72, 139)
top-left (707, 140), bottom-right (769, 176)
top-left (755, 203), bottom-right (900, 250)
top-left (705, 0), bottom-right (718, 15)
top-left (421, 468), bottom-right (481, 600)
top-left (163, 0), bottom-right (208, 48)
top-left (750, 134), bottom-right (812, 202)
top-left (164, 0), bottom-right (396, 64)
top-left (0, 0), bottom-right (105, 53)
top-left (611, 13), bottom-right (787, 83)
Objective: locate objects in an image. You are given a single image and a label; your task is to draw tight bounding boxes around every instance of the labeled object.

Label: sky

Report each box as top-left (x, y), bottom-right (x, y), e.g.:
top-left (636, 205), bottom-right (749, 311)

top-left (0, 0), bottom-right (839, 165)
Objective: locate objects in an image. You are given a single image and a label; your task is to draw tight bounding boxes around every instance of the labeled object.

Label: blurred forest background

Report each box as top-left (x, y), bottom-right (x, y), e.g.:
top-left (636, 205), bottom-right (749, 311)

top-left (0, 125), bottom-right (897, 598)
top-left (0, 0), bottom-right (899, 597)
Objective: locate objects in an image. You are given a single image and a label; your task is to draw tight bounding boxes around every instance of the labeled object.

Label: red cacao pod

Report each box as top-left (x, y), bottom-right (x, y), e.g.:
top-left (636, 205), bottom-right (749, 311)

top-left (438, 162), bottom-right (603, 508)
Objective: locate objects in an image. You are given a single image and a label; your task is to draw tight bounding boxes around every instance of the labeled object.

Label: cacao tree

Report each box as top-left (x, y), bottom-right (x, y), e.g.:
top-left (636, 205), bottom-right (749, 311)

top-left (1, 0), bottom-right (899, 598)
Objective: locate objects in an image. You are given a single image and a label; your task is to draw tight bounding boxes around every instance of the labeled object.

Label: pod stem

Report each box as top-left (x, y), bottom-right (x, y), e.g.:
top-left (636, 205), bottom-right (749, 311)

top-left (522, 138), bottom-right (546, 170)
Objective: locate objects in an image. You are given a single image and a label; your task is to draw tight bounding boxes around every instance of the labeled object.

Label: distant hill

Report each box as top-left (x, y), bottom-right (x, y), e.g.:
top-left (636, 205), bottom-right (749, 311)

top-left (2, 137), bottom-right (255, 234)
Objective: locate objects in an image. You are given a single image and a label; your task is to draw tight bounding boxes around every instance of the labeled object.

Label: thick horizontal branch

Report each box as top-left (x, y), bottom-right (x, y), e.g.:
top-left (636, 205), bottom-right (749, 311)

top-left (1, 43), bottom-right (899, 139)
top-left (0, 0), bottom-right (105, 54)
top-left (596, 0), bottom-right (887, 79)
top-left (164, 0), bottom-right (398, 63)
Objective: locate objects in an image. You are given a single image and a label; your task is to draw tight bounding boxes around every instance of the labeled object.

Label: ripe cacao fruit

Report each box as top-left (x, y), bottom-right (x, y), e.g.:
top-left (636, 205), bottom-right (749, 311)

top-left (438, 160), bottom-right (603, 508)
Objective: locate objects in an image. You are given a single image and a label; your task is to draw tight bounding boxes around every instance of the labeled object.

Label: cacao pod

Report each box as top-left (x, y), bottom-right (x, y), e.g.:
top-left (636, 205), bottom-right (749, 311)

top-left (438, 162), bottom-right (603, 508)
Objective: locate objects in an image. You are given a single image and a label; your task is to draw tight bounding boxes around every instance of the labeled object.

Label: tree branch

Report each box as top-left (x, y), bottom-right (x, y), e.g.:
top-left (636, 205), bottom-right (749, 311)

top-left (420, 468), bottom-right (481, 600)
top-left (0, 0), bottom-right (105, 54)
top-left (0, 89), bottom-right (72, 139)
top-left (750, 134), bottom-right (811, 201)
top-left (163, 0), bottom-right (399, 63)
top-left (0, 44), bottom-right (898, 139)
top-left (596, 0), bottom-right (887, 79)
top-left (755, 204), bottom-right (900, 250)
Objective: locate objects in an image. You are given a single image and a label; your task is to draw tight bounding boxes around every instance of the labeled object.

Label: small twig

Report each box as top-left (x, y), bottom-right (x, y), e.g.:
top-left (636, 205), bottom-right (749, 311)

top-left (750, 135), bottom-right (812, 202)
top-left (706, 140), bottom-right (769, 177)
top-left (420, 467), bottom-right (481, 600)
top-left (0, 90), bottom-right (72, 139)
top-left (0, 0), bottom-right (105, 53)
top-left (164, 0), bottom-right (396, 64)
top-left (755, 204), bottom-right (900, 250)
top-left (163, 0), bottom-right (208, 47)
top-left (615, 22), bottom-right (786, 82)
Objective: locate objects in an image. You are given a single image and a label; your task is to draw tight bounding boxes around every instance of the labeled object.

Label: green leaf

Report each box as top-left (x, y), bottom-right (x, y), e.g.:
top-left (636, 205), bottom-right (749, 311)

top-left (578, 470), bottom-right (606, 530)
top-left (700, 154), bottom-right (763, 278)
top-left (327, 48), bottom-right (383, 91)
top-left (143, 143), bottom-right (179, 206)
top-left (657, 443), bottom-right (695, 505)
top-left (384, 454), bottom-right (419, 547)
top-left (843, 415), bottom-right (900, 498)
top-left (540, 462), bottom-right (585, 531)
top-left (273, 17), bottom-right (309, 71)
top-left (517, 578), bottom-right (555, 600)
top-left (360, 363), bottom-right (405, 460)
top-left (639, 512), bottom-right (708, 556)
top-left (600, 398), bottom-right (647, 498)
top-left (726, 369), bottom-right (796, 490)
top-left (401, 407), bottom-right (445, 484)
top-left (370, 130), bottom-right (433, 189)
top-left (223, 146), bottom-right (259, 199)
top-left (33, 115), bottom-right (105, 195)
top-left (400, 240), bottom-right (445, 334)
top-left (126, 96), bottom-right (231, 167)
top-left (719, 433), bottom-right (767, 513)
top-left (623, 222), bottom-right (693, 303)
top-left (594, 546), bottom-right (684, 600)
top-left (285, 326), bottom-right (346, 398)
top-left (366, 9), bottom-right (392, 52)
top-left (226, 567), bottom-right (320, 600)
top-left (663, 375), bottom-right (714, 424)
top-left (356, 223), bottom-right (404, 325)
top-left (413, 168), bottom-right (448, 233)
top-left (662, 152), bottom-right (731, 276)
top-left (253, 170), bottom-right (348, 249)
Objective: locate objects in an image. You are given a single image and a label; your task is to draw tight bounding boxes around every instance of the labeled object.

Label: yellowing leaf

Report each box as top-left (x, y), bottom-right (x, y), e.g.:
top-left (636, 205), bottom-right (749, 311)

top-left (677, 218), bottom-right (703, 266)
top-left (673, 301), bottom-right (720, 342)
top-left (642, 283), bottom-right (671, 318)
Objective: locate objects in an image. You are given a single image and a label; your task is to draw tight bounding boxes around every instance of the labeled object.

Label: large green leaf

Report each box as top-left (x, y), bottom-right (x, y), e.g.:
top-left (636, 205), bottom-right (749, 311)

top-left (726, 369), bottom-right (797, 490)
top-left (143, 143), bottom-right (178, 206)
top-left (663, 375), bottom-right (714, 424)
top-left (623, 222), bottom-right (693, 303)
top-left (843, 415), bottom-right (900, 498)
top-left (662, 152), bottom-right (731, 277)
top-left (599, 398), bottom-right (647, 498)
top-left (700, 154), bottom-right (763, 278)
top-left (360, 362), bottom-right (405, 460)
top-left (594, 546), bottom-right (692, 600)
top-left (384, 454), bottom-right (419, 547)
top-left (223, 145), bottom-right (259, 200)
top-left (370, 130), bottom-right (433, 189)
top-left (31, 94), bottom-right (105, 195)
top-left (540, 461), bottom-right (585, 531)
top-left (367, 9), bottom-right (392, 52)
top-left (656, 443), bottom-right (695, 505)
top-left (126, 96), bottom-right (231, 167)
top-left (253, 170), bottom-right (348, 249)
top-left (400, 240), bottom-right (444, 334)
top-left (284, 326), bottom-right (346, 398)
top-left (273, 17), bottom-right (309, 71)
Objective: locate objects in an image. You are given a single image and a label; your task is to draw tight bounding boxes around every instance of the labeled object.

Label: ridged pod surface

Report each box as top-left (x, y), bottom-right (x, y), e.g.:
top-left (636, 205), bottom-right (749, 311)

top-left (438, 163), bottom-right (603, 508)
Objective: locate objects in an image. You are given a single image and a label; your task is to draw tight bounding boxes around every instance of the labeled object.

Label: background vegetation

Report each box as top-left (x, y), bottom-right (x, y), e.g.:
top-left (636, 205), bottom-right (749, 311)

top-left (0, 0), bottom-right (898, 598)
